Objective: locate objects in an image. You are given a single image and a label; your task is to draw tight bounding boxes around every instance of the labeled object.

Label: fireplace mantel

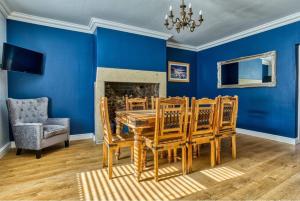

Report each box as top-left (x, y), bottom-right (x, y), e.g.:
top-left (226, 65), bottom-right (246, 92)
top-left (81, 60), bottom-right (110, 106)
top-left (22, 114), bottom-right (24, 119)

top-left (94, 67), bottom-right (167, 143)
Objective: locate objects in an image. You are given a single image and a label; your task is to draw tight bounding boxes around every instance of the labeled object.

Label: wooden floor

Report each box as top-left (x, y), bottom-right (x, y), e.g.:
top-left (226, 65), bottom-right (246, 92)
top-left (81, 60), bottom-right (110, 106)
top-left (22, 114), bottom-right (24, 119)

top-left (1, 134), bottom-right (300, 200)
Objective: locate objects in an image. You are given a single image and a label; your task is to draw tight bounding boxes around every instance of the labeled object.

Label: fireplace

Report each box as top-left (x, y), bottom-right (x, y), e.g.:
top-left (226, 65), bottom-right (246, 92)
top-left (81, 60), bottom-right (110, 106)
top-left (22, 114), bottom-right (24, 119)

top-left (94, 67), bottom-right (166, 143)
top-left (105, 82), bottom-right (159, 131)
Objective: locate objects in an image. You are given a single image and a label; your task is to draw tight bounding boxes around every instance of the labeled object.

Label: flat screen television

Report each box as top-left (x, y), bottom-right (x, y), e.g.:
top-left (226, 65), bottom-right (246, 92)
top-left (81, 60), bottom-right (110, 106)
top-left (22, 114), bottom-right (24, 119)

top-left (1, 43), bottom-right (44, 74)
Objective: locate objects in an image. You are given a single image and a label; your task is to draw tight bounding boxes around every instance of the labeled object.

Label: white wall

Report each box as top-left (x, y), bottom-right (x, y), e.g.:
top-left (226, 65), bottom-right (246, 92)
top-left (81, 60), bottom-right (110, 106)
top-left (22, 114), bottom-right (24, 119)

top-left (0, 11), bottom-right (9, 151)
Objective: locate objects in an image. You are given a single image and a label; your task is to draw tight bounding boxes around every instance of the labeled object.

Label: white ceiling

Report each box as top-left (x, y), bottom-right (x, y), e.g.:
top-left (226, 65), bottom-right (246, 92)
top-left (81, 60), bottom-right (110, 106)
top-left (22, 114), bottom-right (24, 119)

top-left (3, 0), bottom-right (300, 46)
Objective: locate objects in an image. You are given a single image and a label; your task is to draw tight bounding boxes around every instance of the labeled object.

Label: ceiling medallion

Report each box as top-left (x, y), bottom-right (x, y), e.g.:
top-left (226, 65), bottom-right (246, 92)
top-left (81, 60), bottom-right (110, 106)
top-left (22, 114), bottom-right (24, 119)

top-left (164, 0), bottom-right (204, 33)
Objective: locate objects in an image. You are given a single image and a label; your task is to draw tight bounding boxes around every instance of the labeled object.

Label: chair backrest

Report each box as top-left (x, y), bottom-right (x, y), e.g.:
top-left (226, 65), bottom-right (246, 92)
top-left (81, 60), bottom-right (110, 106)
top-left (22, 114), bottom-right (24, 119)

top-left (100, 97), bottom-right (113, 144)
top-left (154, 97), bottom-right (189, 145)
top-left (189, 98), bottom-right (218, 138)
top-left (151, 96), bottom-right (157, 110)
top-left (125, 96), bottom-right (148, 111)
top-left (216, 95), bottom-right (238, 131)
top-left (6, 97), bottom-right (48, 125)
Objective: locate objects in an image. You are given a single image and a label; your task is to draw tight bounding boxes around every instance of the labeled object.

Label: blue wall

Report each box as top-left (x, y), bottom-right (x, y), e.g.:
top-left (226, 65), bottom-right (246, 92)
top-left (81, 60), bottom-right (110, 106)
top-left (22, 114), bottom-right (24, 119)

top-left (95, 28), bottom-right (166, 71)
top-left (6, 21), bottom-right (168, 136)
top-left (7, 18), bottom-right (300, 139)
top-left (167, 47), bottom-right (197, 97)
top-left (197, 21), bottom-right (300, 138)
top-left (7, 20), bottom-right (95, 135)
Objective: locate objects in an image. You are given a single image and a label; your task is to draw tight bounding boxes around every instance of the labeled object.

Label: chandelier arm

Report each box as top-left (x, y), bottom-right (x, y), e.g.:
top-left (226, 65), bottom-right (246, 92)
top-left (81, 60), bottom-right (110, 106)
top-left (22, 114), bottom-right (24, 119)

top-left (172, 17), bottom-right (181, 25)
top-left (190, 19), bottom-right (202, 27)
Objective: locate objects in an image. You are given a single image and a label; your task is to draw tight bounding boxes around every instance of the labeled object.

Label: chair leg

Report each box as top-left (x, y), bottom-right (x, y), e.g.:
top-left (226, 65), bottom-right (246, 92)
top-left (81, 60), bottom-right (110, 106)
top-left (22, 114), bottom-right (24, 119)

top-left (232, 135), bottom-right (237, 159)
top-left (130, 146), bottom-right (134, 163)
top-left (142, 149), bottom-right (147, 169)
top-left (182, 146), bottom-right (187, 175)
top-left (65, 140), bottom-right (70, 148)
top-left (174, 147), bottom-right (177, 163)
top-left (153, 150), bottom-right (159, 182)
top-left (102, 144), bottom-right (107, 168)
top-left (168, 149), bottom-right (172, 163)
top-left (210, 140), bottom-right (216, 167)
top-left (215, 138), bottom-right (221, 164)
top-left (115, 147), bottom-right (120, 161)
top-left (193, 144), bottom-right (197, 158)
top-left (160, 151), bottom-right (164, 159)
top-left (108, 148), bottom-right (114, 179)
top-left (36, 150), bottom-right (42, 159)
top-left (16, 148), bottom-right (22, 155)
top-left (187, 144), bottom-right (193, 173)
top-left (198, 144), bottom-right (201, 157)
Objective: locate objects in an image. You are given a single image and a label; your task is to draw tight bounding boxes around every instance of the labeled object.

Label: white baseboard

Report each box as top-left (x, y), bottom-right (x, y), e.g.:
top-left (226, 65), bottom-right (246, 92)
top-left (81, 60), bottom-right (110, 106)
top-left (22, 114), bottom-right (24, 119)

top-left (95, 139), bottom-right (103, 144)
top-left (237, 128), bottom-right (299, 145)
top-left (0, 142), bottom-right (11, 159)
top-left (10, 133), bottom-right (95, 149)
top-left (69, 133), bottom-right (94, 141)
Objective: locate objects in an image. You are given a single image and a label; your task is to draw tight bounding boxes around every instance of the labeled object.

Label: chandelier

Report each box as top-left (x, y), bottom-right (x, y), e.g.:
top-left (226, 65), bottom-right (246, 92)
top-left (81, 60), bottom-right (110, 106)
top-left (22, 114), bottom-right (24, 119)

top-left (164, 0), bottom-right (204, 33)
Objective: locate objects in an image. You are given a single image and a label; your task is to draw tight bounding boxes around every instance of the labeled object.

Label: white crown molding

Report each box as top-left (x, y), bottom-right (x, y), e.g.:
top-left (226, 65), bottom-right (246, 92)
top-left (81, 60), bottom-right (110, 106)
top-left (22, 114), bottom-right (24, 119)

top-left (237, 128), bottom-right (299, 145)
top-left (196, 11), bottom-right (300, 51)
top-left (2, 2), bottom-right (300, 51)
top-left (167, 41), bottom-right (197, 52)
top-left (89, 17), bottom-right (172, 40)
top-left (6, 11), bottom-right (172, 40)
top-left (0, 0), bottom-right (10, 18)
top-left (8, 12), bottom-right (91, 33)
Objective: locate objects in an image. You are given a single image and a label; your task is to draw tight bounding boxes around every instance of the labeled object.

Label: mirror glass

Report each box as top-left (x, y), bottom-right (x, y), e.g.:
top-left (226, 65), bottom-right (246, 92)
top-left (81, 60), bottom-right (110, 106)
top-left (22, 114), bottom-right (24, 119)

top-left (218, 51), bottom-right (276, 88)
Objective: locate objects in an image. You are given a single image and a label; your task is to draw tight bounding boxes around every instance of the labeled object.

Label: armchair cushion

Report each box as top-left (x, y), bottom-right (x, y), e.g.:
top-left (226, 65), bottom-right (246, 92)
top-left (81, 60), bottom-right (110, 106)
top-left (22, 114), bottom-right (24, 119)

top-left (43, 125), bottom-right (68, 139)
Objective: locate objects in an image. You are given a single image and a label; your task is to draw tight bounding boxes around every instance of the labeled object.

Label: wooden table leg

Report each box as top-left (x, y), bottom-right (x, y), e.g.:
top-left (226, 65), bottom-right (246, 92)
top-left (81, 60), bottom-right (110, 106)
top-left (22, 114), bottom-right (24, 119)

top-left (133, 128), bottom-right (143, 181)
top-left (116, 119), bottom-right (121, 135)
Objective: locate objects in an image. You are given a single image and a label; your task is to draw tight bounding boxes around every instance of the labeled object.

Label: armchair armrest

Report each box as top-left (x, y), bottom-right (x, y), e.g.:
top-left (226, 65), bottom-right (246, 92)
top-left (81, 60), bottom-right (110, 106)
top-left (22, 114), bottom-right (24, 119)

top-left (13, 123), bottom-right (43, 150)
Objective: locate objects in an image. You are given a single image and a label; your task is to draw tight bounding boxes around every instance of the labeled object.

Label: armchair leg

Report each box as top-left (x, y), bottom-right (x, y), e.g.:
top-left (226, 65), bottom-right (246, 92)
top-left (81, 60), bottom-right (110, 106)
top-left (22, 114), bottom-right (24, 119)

top-left (65, 140), bottom-right (70, 148)
top-left (16, 148), bottom-right (22, 155)
top-left (36, 150), bottom-right (42, 159)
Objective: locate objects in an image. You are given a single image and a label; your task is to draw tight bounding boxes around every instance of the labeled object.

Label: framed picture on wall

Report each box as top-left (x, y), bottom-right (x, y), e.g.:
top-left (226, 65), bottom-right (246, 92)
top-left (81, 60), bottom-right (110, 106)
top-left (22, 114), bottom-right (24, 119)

top-left (168, 61), bottom-right (190, 82)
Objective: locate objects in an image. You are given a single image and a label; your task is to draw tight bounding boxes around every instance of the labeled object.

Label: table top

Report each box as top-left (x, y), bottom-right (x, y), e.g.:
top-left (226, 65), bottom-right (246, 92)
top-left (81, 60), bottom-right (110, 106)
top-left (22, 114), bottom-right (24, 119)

top-left (116, 109), bottom-right (155, 117)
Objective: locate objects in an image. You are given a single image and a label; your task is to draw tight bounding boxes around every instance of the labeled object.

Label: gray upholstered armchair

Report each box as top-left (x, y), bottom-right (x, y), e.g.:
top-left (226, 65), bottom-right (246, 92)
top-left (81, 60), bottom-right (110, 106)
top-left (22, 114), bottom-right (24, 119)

top-left (6, 97), bottom-right (70, 159)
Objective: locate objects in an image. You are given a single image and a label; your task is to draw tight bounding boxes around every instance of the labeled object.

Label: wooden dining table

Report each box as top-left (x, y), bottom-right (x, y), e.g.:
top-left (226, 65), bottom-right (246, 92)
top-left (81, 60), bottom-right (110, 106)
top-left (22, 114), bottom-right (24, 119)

top-left (115, 110), bottom-right (156, 181)
top-left (115, 109), bottom-right (193, 181)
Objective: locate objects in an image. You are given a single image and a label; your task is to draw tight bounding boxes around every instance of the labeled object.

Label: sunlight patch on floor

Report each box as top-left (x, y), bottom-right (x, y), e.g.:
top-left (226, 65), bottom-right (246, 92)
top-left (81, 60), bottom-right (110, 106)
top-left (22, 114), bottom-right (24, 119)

top-left (201, 167), bottom-right (244, 182)
top-left (77, 164), bottom-right (207, 201)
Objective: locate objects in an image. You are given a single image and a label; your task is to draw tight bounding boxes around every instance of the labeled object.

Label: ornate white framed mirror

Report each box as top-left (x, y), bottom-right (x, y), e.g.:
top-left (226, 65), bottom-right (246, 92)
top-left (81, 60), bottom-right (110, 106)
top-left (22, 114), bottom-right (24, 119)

top-left (217, 51), bottom-right (277, 88)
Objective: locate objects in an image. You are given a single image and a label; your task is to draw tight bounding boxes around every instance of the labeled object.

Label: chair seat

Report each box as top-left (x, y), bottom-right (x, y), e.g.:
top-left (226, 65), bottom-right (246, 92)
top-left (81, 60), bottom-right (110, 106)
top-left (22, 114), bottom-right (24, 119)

top-left (112, 133), bottom-right (134, 142)
top-left (43, 125), bottom-right (67, 139)
top-left (143, 134), bottom-right (184, 148)
top-left (191, 132), bottom-right (214, 140)
top-left (217, 128), bottom-right (236, 137)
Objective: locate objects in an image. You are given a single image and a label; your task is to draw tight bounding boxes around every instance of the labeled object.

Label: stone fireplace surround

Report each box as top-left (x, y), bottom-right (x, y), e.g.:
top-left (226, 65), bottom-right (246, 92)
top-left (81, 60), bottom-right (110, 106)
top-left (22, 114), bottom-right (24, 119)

top-left (94, 67), bottom-right (167, 143)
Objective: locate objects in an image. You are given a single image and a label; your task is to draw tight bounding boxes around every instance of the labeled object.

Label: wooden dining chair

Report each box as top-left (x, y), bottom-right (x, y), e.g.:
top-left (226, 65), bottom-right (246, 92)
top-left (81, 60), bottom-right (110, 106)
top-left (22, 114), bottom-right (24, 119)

top-left (151, 96), bottom-right (156, 110)
top-left (125, 96), bottom-right (148, 111)
top-left (100, 97), bottom-right (135, 179)
top-left (215, 95), bottom-right (238, 164)
top-left (187, 98), bottom-right (217, 173)
top-left (143, 97), bottom-right (189, 181)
